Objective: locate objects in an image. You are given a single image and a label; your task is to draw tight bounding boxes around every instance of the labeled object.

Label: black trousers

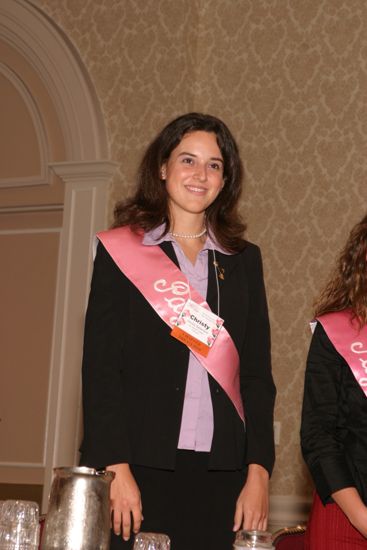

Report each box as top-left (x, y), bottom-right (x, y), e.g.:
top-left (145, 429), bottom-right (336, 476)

top-left (110, 450), bottom-right (246, 550)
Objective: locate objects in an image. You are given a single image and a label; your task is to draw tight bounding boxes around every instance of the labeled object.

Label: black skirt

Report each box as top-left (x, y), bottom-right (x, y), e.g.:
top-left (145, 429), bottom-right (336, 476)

top-left (110, 450), bottom-right (246, 550)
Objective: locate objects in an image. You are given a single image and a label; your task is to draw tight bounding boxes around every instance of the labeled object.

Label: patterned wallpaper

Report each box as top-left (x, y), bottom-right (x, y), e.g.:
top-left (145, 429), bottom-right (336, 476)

top-left (33, 0), bottom-right (367, 498)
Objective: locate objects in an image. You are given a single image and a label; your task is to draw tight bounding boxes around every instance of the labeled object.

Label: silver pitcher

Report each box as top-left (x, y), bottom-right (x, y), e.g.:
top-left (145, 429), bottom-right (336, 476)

top-left (41, 466), bottom-right (115, 550)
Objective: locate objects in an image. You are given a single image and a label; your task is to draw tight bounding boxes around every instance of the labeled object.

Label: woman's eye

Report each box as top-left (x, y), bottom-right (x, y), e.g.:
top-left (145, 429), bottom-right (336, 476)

top-left (210, 162), bottom-right (222, 171)
top-left (182, 157), bottom-right (194, 165)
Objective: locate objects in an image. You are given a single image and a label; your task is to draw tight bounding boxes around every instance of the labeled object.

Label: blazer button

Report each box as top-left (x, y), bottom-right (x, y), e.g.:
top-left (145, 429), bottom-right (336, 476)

top-left (175, 387), bottom-right (180, 391)
top-left (215, 388), bottom-right (220, 394)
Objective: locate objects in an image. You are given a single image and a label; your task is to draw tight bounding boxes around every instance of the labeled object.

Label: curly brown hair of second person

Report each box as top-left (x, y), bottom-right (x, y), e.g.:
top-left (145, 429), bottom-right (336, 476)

top-left (314, 213), bottom-right (367, 327)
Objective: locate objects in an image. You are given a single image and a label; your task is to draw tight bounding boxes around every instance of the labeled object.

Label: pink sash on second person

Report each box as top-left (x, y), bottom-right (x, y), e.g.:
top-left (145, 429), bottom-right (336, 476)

top-left (317, 310), bottom-right (367, 396)
top-left (97, 226), bottom-right (244, 422)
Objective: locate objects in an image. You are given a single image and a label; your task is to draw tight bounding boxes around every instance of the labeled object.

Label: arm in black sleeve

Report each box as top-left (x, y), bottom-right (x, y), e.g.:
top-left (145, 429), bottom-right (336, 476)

top-left (241, 245), bottom-right (276, 476)
top-left (300, 323), bottom-right (356, 503)
top-left (80, 242), bottom-right (132, 468)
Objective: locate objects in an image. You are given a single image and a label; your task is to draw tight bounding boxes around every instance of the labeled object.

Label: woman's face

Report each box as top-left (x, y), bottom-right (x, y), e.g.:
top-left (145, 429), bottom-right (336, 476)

top-left (161, 131), bottom-right (224, 222)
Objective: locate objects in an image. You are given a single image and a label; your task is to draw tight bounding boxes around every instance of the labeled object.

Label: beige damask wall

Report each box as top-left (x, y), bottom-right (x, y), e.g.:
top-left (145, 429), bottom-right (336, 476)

top-left (33, 0), bottom-right (367, 505)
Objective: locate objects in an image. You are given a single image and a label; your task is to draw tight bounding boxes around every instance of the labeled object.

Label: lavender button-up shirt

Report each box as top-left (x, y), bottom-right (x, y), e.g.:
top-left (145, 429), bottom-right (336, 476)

top-left (143, 226), bottom-right (231, 452)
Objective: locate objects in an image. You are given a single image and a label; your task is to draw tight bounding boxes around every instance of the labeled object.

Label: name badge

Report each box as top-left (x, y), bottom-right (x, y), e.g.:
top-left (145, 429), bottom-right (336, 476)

top-left (171, 299), bottom-right (224, 357)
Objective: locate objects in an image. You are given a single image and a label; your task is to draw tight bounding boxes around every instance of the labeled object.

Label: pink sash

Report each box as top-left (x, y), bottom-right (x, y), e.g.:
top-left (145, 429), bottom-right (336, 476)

top-left (317, 310), bottom-right (367, 396)
top-left (97, 226), bottom-right (244, 421)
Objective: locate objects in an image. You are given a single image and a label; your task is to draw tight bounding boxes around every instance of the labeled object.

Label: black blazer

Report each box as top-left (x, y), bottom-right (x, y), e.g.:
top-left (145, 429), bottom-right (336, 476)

top-left (80, 238), bottom-right (276, 475)
top-left (301, 323), bottom-right (367, 504)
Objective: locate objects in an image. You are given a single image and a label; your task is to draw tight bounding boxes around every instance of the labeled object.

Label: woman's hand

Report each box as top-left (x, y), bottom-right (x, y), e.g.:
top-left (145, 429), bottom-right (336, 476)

top-left (332, 487), bottom-right (367, 538)
top-left (106, 463), bottom-right (143, 541)
top-left (233, 463), bottom-right (269, 532)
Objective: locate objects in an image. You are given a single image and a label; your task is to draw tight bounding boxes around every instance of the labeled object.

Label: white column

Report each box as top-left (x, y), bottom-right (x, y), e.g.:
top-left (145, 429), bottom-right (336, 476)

top-left (42, 160), bottom-right (118, 511)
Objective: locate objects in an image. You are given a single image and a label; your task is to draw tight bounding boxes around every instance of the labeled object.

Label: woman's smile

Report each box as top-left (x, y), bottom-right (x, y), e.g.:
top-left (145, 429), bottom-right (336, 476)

top-left (184, 184), bottom-right (208, 194)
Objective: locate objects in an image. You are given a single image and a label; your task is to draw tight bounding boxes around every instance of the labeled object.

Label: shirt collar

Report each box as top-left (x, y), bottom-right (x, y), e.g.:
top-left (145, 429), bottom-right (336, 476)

top-left (142, 224), bottom-right (233, 255)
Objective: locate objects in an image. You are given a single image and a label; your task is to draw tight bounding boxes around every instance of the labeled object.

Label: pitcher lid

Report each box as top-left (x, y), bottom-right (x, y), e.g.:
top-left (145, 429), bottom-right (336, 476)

top-left (53, 466), bottom-right (115, 480)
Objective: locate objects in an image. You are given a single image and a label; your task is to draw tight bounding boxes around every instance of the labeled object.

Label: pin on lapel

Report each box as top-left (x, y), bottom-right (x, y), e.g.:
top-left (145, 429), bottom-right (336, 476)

top-left (213, 260), bottom-right (225, 280)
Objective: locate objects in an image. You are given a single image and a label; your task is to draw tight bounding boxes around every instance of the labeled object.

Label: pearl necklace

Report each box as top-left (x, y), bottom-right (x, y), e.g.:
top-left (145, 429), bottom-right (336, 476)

top-left (170, 228), bottom-right (207, 239)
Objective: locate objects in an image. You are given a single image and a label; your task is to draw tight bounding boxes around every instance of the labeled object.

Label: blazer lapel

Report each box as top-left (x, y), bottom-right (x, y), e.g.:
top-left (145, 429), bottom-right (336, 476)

top-left (159, 240), bottom-right (179, 267)
top-left (207, 250), bottom-right (248, 352)
top-left (206, 250), bottom-right (241, 308)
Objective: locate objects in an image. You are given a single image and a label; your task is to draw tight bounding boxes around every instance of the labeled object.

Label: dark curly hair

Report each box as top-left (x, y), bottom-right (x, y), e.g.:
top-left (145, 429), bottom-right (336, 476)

top-left (314, 213), bottom-right (367, 327)
top-left (113, 112), bottom-right (246, 252)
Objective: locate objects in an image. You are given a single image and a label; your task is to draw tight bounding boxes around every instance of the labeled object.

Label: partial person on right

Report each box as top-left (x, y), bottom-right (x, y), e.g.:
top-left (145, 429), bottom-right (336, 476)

top-left (301, 213), bottom-right (367, 549)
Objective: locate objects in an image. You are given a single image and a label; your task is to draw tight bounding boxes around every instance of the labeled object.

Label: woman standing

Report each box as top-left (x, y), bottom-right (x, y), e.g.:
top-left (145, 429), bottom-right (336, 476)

top-left (80, 113), bottom-right (276, 549)
top-left (301, 214), bottom-right (367, 549)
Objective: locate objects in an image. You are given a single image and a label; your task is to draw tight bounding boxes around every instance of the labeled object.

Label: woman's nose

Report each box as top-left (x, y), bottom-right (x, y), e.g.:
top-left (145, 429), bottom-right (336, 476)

top-left (194, 163), bottom-right (207, 181)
